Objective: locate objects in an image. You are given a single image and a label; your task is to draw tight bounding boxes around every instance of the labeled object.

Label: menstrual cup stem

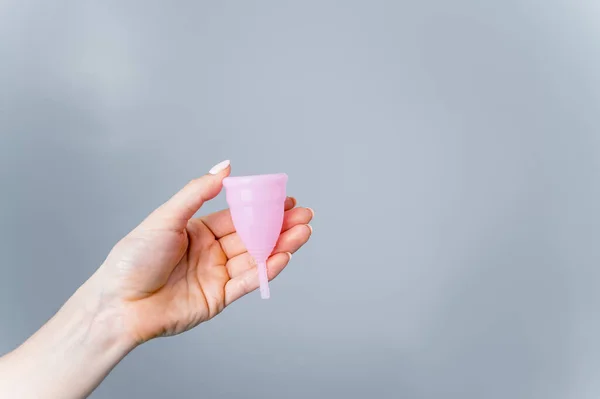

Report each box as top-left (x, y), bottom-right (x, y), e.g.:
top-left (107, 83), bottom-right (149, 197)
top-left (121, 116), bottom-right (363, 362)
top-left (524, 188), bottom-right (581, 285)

top-left (257, 261), bottom-right (270, 299)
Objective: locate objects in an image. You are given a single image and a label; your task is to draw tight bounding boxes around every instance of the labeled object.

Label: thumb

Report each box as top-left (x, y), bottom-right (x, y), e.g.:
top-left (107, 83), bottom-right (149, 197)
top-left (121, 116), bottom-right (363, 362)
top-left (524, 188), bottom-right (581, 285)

top-left (140, 160), bottom-right (231, 230)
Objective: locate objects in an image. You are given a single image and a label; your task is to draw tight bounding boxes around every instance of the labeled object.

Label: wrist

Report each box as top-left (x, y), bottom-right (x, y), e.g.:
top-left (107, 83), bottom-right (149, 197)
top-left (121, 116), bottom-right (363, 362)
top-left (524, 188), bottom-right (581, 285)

top-left (70, 269), bottom-right (139, 355)
top-left (0, 269), bottom-right (138, 399)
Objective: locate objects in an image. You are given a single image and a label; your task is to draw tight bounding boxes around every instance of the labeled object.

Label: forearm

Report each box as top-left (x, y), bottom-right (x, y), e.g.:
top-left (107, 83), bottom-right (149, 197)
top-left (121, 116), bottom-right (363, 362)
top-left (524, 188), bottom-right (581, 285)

top-left (0, 272), bottom-right (136, 399)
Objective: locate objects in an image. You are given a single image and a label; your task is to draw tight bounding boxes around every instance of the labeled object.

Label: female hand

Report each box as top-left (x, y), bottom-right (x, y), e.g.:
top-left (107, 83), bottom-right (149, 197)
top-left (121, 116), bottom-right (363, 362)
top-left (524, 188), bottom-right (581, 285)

top-left (0, 160), bottom-right (314, 399)
top-left (99, 160), bottom-right (314, 344)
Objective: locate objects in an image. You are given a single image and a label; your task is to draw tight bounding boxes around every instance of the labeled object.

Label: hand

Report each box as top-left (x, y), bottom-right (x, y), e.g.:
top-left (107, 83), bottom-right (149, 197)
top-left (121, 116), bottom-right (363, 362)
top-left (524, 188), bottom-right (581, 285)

top-left (95, 160), bottom-right (314, 344)
top-left (0, 160), bottom-right (313, 399)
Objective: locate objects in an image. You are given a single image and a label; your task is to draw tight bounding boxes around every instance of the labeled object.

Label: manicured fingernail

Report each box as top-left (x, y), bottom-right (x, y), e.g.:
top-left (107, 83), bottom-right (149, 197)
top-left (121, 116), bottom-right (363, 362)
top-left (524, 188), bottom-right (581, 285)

top-left (209, 160), bottom-right (230, 175)
top-left (307, 224), bottom-right (313, 234)
top-left (307, 208), bottom-right (315, 218)
top-left (287, 252), bottom-right (293, 260)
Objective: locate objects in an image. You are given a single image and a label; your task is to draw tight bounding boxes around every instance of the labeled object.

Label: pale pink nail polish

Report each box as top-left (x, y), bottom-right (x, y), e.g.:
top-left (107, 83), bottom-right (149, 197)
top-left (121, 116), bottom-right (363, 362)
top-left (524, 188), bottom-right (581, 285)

top-left (209, 160), bottom-right (230, 175)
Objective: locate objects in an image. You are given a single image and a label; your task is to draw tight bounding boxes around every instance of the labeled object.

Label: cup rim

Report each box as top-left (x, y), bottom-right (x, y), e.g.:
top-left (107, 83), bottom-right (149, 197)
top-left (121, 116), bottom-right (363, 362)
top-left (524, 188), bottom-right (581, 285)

top-left (223, 173), bottom-right (288, 187)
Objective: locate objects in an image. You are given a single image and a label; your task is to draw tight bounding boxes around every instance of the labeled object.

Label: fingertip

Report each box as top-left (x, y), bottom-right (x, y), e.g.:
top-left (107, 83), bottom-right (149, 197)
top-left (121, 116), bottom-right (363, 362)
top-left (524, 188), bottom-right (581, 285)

top-left (208, 159), bottom-right (231, 175)
top-left (269, 251), bottom-right (292, 264)
top-left (284, 196), bottom-right (296, 210)
top-left (267, 251), bottom-right (293, 279)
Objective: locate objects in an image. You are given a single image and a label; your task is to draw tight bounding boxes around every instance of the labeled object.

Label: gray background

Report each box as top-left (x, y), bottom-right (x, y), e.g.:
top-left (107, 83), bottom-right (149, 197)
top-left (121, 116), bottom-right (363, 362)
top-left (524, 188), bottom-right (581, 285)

top-left (1, 1), bottom-right (599, 398)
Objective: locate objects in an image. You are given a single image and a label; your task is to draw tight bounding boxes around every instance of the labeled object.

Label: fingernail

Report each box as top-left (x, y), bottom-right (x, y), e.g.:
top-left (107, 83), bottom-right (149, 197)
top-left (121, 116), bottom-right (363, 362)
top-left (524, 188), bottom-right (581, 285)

top-left (287, 252), bottom-right (293, 260)
top-left (307, 224), bottom-right (313, 234)
top-left (209, 160), bottom-right (230, 175)
top-left (289, 197), bottom-right (297, 207)
top-left (307, 208), bottom-right (315, 218)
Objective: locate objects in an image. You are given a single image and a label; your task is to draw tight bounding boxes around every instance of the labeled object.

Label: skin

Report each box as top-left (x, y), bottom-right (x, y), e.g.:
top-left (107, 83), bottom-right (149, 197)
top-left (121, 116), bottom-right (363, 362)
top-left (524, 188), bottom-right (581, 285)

top-left (0, 162), bottom-right (313, 398)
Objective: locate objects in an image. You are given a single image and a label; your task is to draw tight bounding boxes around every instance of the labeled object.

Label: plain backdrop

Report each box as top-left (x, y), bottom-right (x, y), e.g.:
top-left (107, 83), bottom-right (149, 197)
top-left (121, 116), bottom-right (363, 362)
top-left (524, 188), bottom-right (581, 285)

top-left (1, 1), bottom-right (600, 398)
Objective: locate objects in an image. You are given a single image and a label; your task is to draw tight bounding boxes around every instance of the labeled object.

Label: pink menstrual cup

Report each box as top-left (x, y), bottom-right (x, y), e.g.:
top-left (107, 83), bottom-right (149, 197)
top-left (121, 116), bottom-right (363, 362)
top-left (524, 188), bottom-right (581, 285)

top-left (222, 173), bottom-right (288, 299)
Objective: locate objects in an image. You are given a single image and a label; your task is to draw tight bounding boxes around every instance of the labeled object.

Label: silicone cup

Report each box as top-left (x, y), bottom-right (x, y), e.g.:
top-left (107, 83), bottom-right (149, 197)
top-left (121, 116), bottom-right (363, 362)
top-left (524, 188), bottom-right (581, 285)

top-left (222, 173), bottom-right (288, 299)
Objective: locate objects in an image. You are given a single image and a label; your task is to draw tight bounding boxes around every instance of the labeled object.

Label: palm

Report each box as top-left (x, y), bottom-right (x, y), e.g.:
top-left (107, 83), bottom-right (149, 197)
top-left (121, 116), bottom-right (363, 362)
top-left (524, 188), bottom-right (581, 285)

top-left (104, 195), bottom-right (312, 344)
